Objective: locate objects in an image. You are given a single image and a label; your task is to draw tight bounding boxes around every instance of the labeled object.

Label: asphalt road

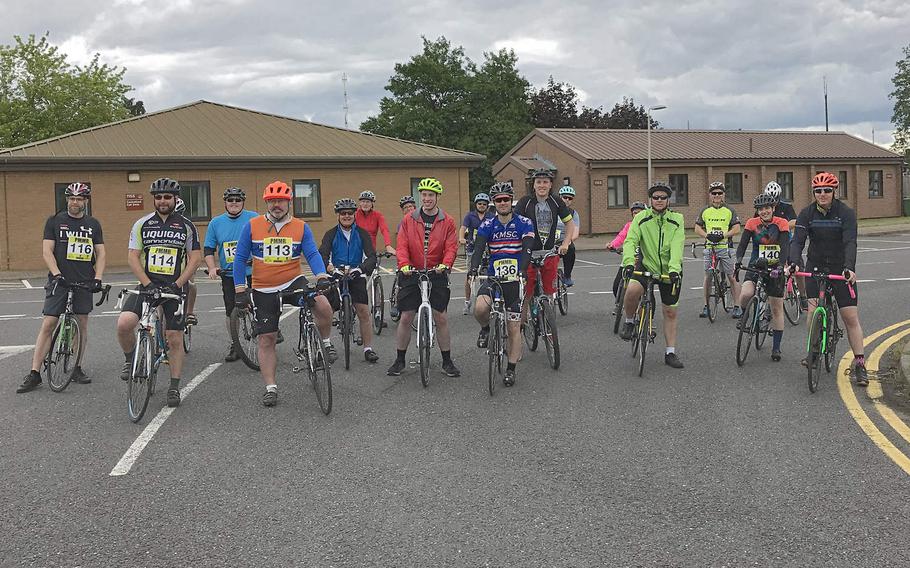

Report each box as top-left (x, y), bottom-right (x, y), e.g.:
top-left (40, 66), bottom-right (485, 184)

top-left (3, 236), bottom-right (910, 567)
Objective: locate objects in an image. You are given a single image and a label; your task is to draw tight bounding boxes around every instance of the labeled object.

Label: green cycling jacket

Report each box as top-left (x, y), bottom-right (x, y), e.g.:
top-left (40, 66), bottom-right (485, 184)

top-left (621, 207), bottom-right (685, 275)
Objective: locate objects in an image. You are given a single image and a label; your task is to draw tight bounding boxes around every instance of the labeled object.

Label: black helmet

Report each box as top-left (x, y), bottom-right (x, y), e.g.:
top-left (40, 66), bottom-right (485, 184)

top-left (223, 187), bottom-right (246, 200)
top-left (753, 193), bottom-right (776, 209)
top-left (399, 195), bottom-right (416, 209)
top-left (150, 177), bottom-right (180, 195)
top-left (630, 201), bottom-right (647, 211)
top-left (528, 168), bottom-right (555, 180)
top-left (489, 181), bottom-right (514, 200)
top-left (334, 198), bottom-right (358, 213)
top-left (647, 181), bottom-right (673, 197)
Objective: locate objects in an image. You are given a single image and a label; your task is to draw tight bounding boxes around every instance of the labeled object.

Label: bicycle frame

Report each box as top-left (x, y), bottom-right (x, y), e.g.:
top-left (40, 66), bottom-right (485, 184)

top-left (794, 270), bottom-right (854, 352)
top-left (415, 270), bottom-right (436, 348)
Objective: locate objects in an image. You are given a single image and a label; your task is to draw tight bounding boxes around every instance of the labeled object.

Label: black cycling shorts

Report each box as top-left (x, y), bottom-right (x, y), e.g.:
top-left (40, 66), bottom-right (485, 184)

top-left (744, 270), bottom-right (785, 299)
top-left (42, 277), bottom-right (93, 316)
top-left (805, 267), bottom-right (858, 308)
top-left (251, 276), bottom-right (309, 334)
top-left (121, 286), bottom-right (186, 331)
top-left (222, 274), bottom-right (251, 317)
top-left (476, 279), bottom-right (522, 318)
top-left (396, 272), bottom-right (451, 313)
top-left (327, 274), bottom-right (369, 312)
top-left (629, 273), bottom-right (681, 307)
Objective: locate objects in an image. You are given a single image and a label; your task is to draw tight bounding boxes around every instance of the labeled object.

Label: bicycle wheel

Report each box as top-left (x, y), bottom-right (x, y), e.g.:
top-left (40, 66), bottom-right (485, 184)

top-left (718, 274), bottom-right (733, 313)
top-left (182, 324), bottom-right (192, 353)
top-left (736, 297), bottom-right (757, 367)
top-left (540, 301), bottom-right (560, 370)
top-left (631, 305), bottom-right (642, 359)
top-left (613, 279), bottom-right (626, 335)
top-left (755, 302), bottom-right (769, 351)
top-left (556, 270), bottom-right (569, 316)
top-left (637, 303), bottom-right (650, 377)
top-left (488, 311), bottom-right (500, 396)
top-left (372, 276), bottom-right (385, 335)
top-left (523, 304), bottom-right (539, 352)
top-left (342, 295), bottom-right (352, 370)
top-left (46, 315), bottom-right (81, 393)
top-left (127, 331), bottom-right (154, 423)
top-left (306, 324), bottom-right (332, 415)
top-left (825, 308), bottom-right (840, 373)
top-left (230, 308), bottom-right (260, 371)
top-left (783, 286), bottom-right (801, 325)
top-left (807, 310), bottom-right (826, 393)
top-left (705, 270), bottom-right (717, 323)
top-left (390, 280), bottom-right (401, 323)
top-left (418, 307), bottom-right (431, 387)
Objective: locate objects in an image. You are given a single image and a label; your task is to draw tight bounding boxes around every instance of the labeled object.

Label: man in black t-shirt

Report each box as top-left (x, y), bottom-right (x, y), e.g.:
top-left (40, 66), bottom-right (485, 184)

top-left (17, 183), bottom-right (106, 393)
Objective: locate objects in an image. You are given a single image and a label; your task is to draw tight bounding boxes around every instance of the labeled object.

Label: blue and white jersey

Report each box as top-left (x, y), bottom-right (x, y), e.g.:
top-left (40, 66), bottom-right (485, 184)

top-left (475, 214), bottom-right (535, 278)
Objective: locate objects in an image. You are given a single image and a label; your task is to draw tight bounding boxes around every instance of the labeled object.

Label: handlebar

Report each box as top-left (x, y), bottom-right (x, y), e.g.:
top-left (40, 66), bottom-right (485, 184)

top-left (530, 248), bottom-right (560, 265)
top-left (630, 270), bottom-right (672, 283)
top-left (794, 270), bottom-right (856, 299)
top-left (203, 268), bottom-right (232, 277)
top-left (377, 252), bottom-right (396, 259)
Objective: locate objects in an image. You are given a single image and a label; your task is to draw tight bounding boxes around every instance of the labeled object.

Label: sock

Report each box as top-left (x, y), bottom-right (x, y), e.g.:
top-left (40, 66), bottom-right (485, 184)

top-left (507, 362), bottom-right (516, 371)
top-left (396, 349), bottom-right (407, 363)
top-left (441, 350), bottom-right (453, 364)
top-left (666, 347), bottom-right (676, 355)
top-left (125, 349), bottom-right (135, 362)
top-left (481, 325), bottom-right (489, 332)
top-left (266, 384), bottom-right (278, 393)
top-left (29, 369), bottom-right (40, 377)
top-left (323, 338), bottom-right (332, 347)
top-left (854, 354), bottom-right (866, 368)
top-left (772, 330), bottom-right (783, 351)
top-left (169, 378), bottom-right (180, 390)
top-left (625, 317), bottom-right (634, 324)
top-left (364, 346), bottom-right (373, 353)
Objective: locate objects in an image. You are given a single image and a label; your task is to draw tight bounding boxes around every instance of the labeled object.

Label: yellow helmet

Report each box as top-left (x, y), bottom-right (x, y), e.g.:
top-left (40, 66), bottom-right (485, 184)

top-left (416, 177), bottom-right (443, 194)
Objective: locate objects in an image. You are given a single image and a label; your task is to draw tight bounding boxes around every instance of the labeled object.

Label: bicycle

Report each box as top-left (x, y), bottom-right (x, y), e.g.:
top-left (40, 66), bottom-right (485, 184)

top-left (782, 273), bottom-right (804, 326)
top-left (400, 268), bottom-right (440, 387)
top-left (183, 312), bottom-right (194, 354)
top-left (555, 266), bottom-right (570, 316)
top-left (465, 247), bottom-right (489, 312)
top-left (795, 270), bottom-right (854, 393)
top-left (628, 270), bottom-right (673, 377)
top-left (522, 248), bottom-right (560, 370)
top-left (286, 284), bottom-right (333, 415)
top-left (218, 269), bottom-right (260, 371)
top-left (332, 268), bottom-right (363, 370)
top-left (116, 287), bottom-right (183, 423)
top-left (368, 252), bottom-right (395, 335)
top-left (734, 265), bottom-right (776, 367)
top-left (389, 272), bottom-right (402, 323)
top-left (477, 274), bottom-right (522, 396)
top-left (606, 248), bottom-right (626, 334)
top-left (43, 281), bottom-right (111, 392)
top-left (692, 242), bottom-right (733, 323)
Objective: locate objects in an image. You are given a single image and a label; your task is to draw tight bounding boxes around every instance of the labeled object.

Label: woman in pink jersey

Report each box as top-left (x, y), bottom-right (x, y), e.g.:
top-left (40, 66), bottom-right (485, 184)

top-left (607, 201), bottom-right (646, 297)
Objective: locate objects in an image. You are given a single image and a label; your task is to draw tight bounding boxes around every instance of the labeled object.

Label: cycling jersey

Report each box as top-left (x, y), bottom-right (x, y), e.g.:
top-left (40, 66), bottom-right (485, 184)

top-left (462, 210), bottom-right (494, 250)
top-left (789, 199), bottom-right (857, 271)
top-left (737, 216), bottom-right (790, 267)
top-left (472, 214), bottom-right (535, 278)
top-left (396, 208), bottom-right (458, 270)
top-left (43, 211), bottom-right (104, 283)
top-left (319, 224), bottom-right (377, 273)
top-left (128, 213), bottom-right (200, 285)
top-left (514, 194), bottom-right (574, 251)
top-left (753, 201), bottom-right (796, 222)
top-left (355, 209), bottom-right (392, 249)
top-left (204, 210), bottom-right (258, 275)
top-left (554, 210), bottom-right (580, 243)
top-left (608, 221), bottom-right (632, 250)
top-left (695, 204), bottom-right (740, 247)
top-left (621, 208), bottom-right (685, 276)
top-left (232, 215), bottom-right (326, 292)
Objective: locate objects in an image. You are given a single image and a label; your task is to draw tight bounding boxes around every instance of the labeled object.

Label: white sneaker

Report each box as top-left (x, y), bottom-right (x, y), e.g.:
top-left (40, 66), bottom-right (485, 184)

top-left (462, 300), bottom-right (470, 315)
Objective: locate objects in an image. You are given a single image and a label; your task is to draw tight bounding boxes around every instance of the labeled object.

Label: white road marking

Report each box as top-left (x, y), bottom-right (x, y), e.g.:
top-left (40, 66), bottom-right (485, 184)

top-left (887, 277), bottom-right (910, 281)
top-left (857, 279), bottom-right (876, 283)
top-left (690, 287), bottom-right (703, 290)
top-left (0, 345), bottom-right (32, 361)
top-left (856, 261), bottom-right (896, 266)
top-left (858, 239), bottom-right (910, 244)
top-left (279, 307), bottom-right (298, 321)
top-left (588, 291), bottom-right (613, 295)
top-left (574, 259), bottom-right (604, 266)
top-left (21, 279), bottom-right (32, 289)
top-left (0, 314), bottom-right (26, 319)
top-left (110, 363), bottom-right (222, 477)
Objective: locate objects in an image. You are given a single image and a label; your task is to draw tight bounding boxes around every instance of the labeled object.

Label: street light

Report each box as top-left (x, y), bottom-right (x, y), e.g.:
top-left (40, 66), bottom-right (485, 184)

top-left (647, 105), bottom-right (667, 190)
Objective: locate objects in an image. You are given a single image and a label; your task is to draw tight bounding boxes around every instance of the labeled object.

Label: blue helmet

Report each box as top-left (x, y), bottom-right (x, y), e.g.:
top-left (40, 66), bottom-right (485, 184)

top-left (473, 193), bottom-right (490, 204)
top-left (559, 185), bottom-right (576, 197)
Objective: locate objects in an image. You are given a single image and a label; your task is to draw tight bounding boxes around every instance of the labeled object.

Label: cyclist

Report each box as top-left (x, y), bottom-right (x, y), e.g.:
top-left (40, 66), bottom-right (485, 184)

top-left (735, 194), bottom-right (790, 362)
top-left (17, 183), bottom-right (106, 393)
top-left (355, 190), bottom-right (396, 255)
top-left (469, 182), bottom-right (534, 386)
top-left (203, 187), bottom-right (258, 361)
top-left (694, 181), bottom-right (742, 318)
top-left (554, 185), bottom-right (580, 286)
top-left (319, 198), bottom-right (380, 364)
top-left (390, 195), bottom-right (417, 320)
top-left (618, 181), bottom-right (685, 369)
top-left (607, 201), bottom-right (646, 297)
top-left (515, 169), bottom-right (575, 308)
top-left (174, 197), bottom-right (198, 328)
top-left (459, 192), bottom-right (494, 314)
top-left (116, 178), bottom-right (201, 408)
top-left (387, 177), bottom-right (460, 377)
top-left (761, 181), bottom-right (805, 310)
top-left (232, 181), bottom-right (333, 407)
top-left (788, 171), bottom-right (867, 386)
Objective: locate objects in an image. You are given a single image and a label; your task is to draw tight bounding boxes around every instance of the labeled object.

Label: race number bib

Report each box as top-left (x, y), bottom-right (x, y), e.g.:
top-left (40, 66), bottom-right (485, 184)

top-left (148, 246), bottom-right (178, 275)
top-left (263, 237), bottom-right (292, 264)
top-left (223, 241), bottom-right (238, 264)
top-left (493, 258), bottom-right (519, 281)
top-left (554, 228), bottom-right (563, 241)
top-left (66, 236), bottom-right (93, 262)
top-left (758, 244), bottom-right (781, 264)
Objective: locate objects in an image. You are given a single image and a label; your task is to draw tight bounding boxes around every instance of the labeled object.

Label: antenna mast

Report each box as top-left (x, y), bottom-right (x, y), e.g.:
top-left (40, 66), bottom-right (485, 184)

top-left (823, 76), bottom-right (829, 132)
top-left (342, 73), bottom-right (350, 128)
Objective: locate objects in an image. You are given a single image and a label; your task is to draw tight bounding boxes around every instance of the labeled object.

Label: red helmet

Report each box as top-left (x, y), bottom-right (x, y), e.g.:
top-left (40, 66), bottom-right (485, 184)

top-left (65, 182), bottom-right (91, 197)
top-left (812, 172), bottom-right (839, 189)
top-left (263, 181), bottom-right (292, 201)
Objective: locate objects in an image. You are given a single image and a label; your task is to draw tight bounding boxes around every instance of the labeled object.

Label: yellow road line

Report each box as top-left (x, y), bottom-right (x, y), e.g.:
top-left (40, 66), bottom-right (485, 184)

top-left (837, 319), bottom-right (910, 475)
top-left (866, 327), bottom-right (910, 446)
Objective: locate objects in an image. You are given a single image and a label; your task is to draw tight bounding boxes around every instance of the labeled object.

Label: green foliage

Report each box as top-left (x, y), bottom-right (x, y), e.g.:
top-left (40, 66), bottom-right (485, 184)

top-left (0, 34), bottom-right (132, 148)
top-left (122, 96), bottom-right (145, 116)
top-left (890, 44), bottom-right (910, 155)
top-left (529, 77), bottom-right (580, 128)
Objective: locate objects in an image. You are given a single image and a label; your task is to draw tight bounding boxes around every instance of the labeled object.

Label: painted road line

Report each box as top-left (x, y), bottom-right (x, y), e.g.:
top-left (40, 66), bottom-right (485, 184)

top-left (21, 279), bottom-right (32, 289)
top-left (0, 345), bottom-right (32, 361)
top-left (856, 279), bottom-right (876, 283)
top-left (588, 291), bottom-right (612, 295)
top-left (865, 327), bottom-right (910, 446)
top-left (690, 287), bottom-right (703, 290)
top-left (0, 314), bottom-right (26, 319)
top-left (574, 259), bottom-right (604, 266)
top-left (837, 319), bottom-right (910, 476)
top-left (110, 362), bottom-right (222, 477)
top-left (856, 261), bottom-right (896, 266)
top-left (887, 278), bottom-right (910, 281)
top-left (279, 307), bottom-right (298, 322)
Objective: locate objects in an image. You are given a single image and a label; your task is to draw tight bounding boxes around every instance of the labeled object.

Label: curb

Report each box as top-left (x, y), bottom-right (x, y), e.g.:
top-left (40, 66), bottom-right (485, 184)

top-left (900, 336), bottom-right (910, 384)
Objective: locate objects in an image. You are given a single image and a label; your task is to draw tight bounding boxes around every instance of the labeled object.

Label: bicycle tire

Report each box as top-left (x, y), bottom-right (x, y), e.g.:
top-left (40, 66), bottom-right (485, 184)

top-left (718, 273), bottom-right (732, 313)
top-left (128, 331), bottom-right (154, 423)
top-left (637, 302), bottom-right (650, 377)
top-left (541, 301), bottom-right (560, 370)
top-left (306, 323), bottom-right (332, 415)
top-left (342, 295), bottom-right (352, 370)
top-left (47, 315), bottom-right (81, 393)
top-left (783, 287), bottom-right (801, 326)
top-left (230, 308), bottom-right (260, 371)
top-left (807, 310), bottom-right (826, 393)
top-left (418, 308), bottom-right (431, 387)
top-left (736, 296), bottom-right (757, 367)
top-left (182, 323), bottom-right (192, 353)
top-left (488, 311), bottom-right (500, 396)
top-left (613, 279), bottom-right (626, 335)
top-left (825, 307), bottom-right (840, 373)
top-left (372, 276), bottom-right (385, 335)
top-left (390, 279), bottom-right (401, 323)
top-left (523, 304), bottom-right (539, 352)
top-left (705, 270), bottom-right (717, 323)
top-left (556, 270), bottom-right (568, 316)
top-left (631, 306), bottom-right (642, 359)
top-left (755, 302), bottom-right (769, 351)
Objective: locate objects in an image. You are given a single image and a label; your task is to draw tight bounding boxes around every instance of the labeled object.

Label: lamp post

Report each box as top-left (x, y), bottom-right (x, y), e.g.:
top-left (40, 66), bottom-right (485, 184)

top-left (647, 105), bottom-right (667, 189)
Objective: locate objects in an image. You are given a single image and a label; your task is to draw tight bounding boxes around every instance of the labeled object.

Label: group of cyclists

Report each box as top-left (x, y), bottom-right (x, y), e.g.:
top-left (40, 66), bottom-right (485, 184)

top-left (15, 165), bottom-right (869, 406)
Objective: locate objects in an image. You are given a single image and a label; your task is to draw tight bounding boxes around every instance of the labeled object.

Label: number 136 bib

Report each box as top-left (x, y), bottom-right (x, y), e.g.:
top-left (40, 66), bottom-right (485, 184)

top-left (493, 258), bottom-right (519, 281)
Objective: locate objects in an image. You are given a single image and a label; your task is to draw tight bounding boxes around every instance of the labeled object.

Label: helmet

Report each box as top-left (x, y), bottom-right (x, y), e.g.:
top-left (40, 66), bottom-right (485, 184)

top-left (334, 198), bottom-right (358, 213)
top-left (175, 197), bottom-right (186, 213)
top-left (708, 181), bottom-right (725, 191)
top-left (630, 201), bottom-right (647, 212)
top-left (416, 177), bottom-right (443, 194)
top-left (223, 187), bottom-right (246, 201)
top-left (150, 177), bottom-right (180, 194)
top-left (399, 195), bottom-right (416, 209)
top-left (473, 192), bottom-right (490, 204)
top-left (753, 193), bottom-right (776, 209)
top-left (648, 181), bottom-right (673, 197)
top-left (263, 181), bottom-right (292, 201)
top-left (559, 185), bottom-right (576, 197)
top-left (359, 190), bottom-right (376, 202)
top-left (812, 172), bottom-right (839, 189)
top-left (528, 168), bottom-right (555, 180)
top-left (64, 182), bottom-right (91, 197)
top-left (763, 181), bottom-right (782, 200)
top-left (489, 181), bottom-right (514, 199)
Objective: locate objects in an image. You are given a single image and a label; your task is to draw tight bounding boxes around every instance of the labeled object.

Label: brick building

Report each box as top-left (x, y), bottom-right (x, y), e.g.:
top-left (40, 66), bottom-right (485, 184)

top-left (0, 101), bottom-right (483, 271)
top-left (494, 128), bottom-right (905, 235)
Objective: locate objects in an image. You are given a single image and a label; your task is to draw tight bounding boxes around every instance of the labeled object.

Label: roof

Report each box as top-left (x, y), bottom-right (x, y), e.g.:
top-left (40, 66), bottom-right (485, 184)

top-left (0, 100), bottom-right (484, 169)
top-left (494, 128), bottom-right (902, 172)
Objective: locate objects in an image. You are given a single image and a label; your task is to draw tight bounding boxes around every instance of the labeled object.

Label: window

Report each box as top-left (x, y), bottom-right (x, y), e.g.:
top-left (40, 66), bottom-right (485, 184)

top-left (776, 172), bottom-right (793, 201)
top-left (869, 170), bottom-right (883, 198)
top-left (837, 170), bottom-right (848, 200)
top-left (410, 177), bottom-right (427, 200)
top-left (668, 174), bottom-right (688, 205)
top-left (54, 183), bottom-right (93, 215)
top-left (607, 176), bottom-right (628, 207)
top-left (178, 181), bottom-right (211, 221)
top-left (293, 179), bottom-right (321, 217)
top-left (724, 173), bottom-right (743, 203)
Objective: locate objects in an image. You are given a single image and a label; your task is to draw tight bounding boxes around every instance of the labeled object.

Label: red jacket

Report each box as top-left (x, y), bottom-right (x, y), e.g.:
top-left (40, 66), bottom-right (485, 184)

top-left (355, 209), bottom-right (392, 248)
top-left (396, 208), bottom-right (458, 270)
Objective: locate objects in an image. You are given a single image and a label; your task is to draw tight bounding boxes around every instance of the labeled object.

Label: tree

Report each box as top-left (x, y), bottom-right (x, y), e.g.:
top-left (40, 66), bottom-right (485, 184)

top-left (0, 34), bottom-right (133, 148)
top-left (890, 44), bottom-right (910, 155)
top-left (122, 96), bottom-right (146, 116)
top-left (529, 77), bottom-right (580, 128)
top-left (602, 96), bottom-right (659, 129)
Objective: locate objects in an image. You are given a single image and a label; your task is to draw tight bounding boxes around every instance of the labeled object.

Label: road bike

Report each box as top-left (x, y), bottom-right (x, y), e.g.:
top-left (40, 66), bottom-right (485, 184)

top-left (44, 280), bottom-right (110, 392)
top-left (782, 273), bottom-right (804, 326)
top-left (734, 265), bottom-right (776, 367)
top-left (522, 249), bottom-right (559, 370)
top-left (555, 266), bottom-right (570, 316)
top-left (219, 269), bottom-right (260, 371)
top-left (607, 248), bottom-right (625, 334)
top-left (331, 268), bottom-right (363, 370)
top-left (628, 270), bottom-right (674, 377)
top-left (796, 270), bottom-right (853, 393)
top-left (692, 242), bottom-right (733, 323)
top-left (368, 252), bottom-right (395, 335)
top-left (477, 274), bottom-right (522, 396)
top-left (286, 284), bottom-right (333, 415)
top-left (403, 268), bottom-right (440, 387)
top-left (465, 247), bottom-right (489, 313)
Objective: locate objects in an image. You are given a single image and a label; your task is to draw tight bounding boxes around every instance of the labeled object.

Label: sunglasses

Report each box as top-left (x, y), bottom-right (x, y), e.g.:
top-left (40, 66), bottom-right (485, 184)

top-left (493, 197), bottom-right (512, 203)
top-left (154, 194), bottom-right (174, 200)
top-left (651, 195), bottom-right (669, 201)
top-left (814, 187), bottom-right (834, 194)
top-left (710, 191), bottom-right (725, 196)
top-left (338, 210), bottom-right (355, 216)
top-left (225, 198), bottom-right (244, 203)
top-left (562, 196), bottom-right (574, 200)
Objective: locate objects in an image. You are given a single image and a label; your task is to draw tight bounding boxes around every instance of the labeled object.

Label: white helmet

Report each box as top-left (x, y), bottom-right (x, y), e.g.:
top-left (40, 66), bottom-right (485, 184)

top-left (175, 197), bottom-right (186, 213)
top-left (763, 181), bottom-right (782, 200)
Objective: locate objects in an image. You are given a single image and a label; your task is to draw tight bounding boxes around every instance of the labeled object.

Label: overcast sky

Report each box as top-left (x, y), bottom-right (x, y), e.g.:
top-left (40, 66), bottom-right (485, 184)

top-left (3, 0), bottom-right (908, 148)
